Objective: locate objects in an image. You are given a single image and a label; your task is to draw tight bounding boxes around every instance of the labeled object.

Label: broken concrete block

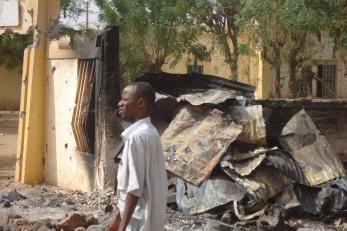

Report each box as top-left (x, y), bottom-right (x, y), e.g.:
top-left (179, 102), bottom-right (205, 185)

top-left (55, 214), bottom-right (88, 231)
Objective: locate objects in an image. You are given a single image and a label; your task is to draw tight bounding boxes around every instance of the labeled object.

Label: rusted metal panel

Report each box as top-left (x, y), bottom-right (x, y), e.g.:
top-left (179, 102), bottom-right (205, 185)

top-left (226, 142), bottom-right (276, 161)
top-left (176, 173), bottom-right (245, 215)
top-left (265, 149), bottom-right (309, 185)
top-left (279, 109), bottom-right (345, 186)
top-left (231, 105), bottom-right (267, 145)
top-left (162, 105), bottom-right (243, 186)
top-left (177, 89), bottom-right (235, 106)
top-left (222, 166), bottom-right (290, 208)
top-left (221, 154), bottom-right (266, 176)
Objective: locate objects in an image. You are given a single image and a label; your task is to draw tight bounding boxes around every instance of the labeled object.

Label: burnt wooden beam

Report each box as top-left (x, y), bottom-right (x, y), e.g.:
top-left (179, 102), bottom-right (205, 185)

top-left (95, 26), bottom-right (121, 190)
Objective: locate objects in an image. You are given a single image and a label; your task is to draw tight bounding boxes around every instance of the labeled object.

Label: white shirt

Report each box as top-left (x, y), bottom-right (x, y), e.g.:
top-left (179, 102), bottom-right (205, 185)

top-left (117, 117), bottom-right (168, 231)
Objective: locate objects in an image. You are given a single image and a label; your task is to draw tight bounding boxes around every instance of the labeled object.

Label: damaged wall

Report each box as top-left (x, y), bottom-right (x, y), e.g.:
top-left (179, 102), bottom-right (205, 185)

top-left (44, 38), bottom-right (100, 192)
top-left (45, 59), bottom-right (94, 192)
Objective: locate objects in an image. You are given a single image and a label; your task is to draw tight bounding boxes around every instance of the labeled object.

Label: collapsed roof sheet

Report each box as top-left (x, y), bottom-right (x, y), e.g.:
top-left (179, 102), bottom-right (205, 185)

top-left (162, 105), bottom-right (243, 186)
top-left (177, 89), bottom-right (236, 106)
top-left (176, 173), bottom-right (245, 215)
top-left (136, 72), bottom-right (255, 98)
top-left (279, 109), bottom-right (345, 186)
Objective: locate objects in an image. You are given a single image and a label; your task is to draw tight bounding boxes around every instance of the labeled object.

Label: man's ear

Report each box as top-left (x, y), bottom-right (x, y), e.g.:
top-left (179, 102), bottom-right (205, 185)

top-left (138, 98), bottom-right (145, 108)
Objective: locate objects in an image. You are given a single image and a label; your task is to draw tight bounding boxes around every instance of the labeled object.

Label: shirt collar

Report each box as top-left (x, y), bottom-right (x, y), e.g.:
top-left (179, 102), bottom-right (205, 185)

top-left (121, 117), bottom-right (151, 140)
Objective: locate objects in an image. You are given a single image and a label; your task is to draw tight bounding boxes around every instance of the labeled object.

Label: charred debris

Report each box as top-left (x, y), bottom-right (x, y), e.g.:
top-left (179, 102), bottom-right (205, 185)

top-left (137, 72), bottom-right (347, 230)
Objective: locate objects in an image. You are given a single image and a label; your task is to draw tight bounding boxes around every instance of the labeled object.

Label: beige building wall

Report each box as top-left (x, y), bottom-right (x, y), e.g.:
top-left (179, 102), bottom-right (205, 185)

top-left (162, 33), bottom-right (258, 88)
top-left (163, 33), bottom-right (347, 99)
top-left (0, 64), bottom-right (22, 110)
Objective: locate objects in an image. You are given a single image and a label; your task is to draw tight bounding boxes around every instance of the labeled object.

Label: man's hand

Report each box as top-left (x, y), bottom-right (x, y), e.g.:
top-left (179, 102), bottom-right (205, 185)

top-left (106, 213), bottom-right (121, 231)
top-left (118, 193), bottom-right (139, 231)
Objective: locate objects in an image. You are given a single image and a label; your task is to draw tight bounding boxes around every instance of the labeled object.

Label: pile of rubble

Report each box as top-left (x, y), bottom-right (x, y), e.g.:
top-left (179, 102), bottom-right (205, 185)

top-left (138, 73), bottom-right (347, 230)
top-left (0, 185), bottom-right (207, 231)
top-left (0, 185), bottom-right (116, 230)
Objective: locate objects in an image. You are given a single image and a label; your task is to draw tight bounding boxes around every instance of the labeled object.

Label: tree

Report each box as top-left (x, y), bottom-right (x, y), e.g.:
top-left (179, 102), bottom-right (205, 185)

top-left (95, 0), bottom-right (207, 83)
top-left (190, 0), bottom-right (247, 81)
top-left (243, 0), bottom-right (287, 97)
top-left (279, 0), bottom-right (330, 97)
top-left (245, 0), bottom-right (330, 98)
top-left (0, 30), bottom-right (32, 71)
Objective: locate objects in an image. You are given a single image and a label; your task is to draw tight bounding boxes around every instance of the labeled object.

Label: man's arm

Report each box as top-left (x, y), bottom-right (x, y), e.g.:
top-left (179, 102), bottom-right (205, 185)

top-left (118, 193), bottom-right (139, 231)
top-left (106, 213), bottom-right (121, 231)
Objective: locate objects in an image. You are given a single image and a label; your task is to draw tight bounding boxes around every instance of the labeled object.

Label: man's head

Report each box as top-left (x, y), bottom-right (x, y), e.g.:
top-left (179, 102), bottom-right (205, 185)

top-left (117, 82), bottom-right (155, 122)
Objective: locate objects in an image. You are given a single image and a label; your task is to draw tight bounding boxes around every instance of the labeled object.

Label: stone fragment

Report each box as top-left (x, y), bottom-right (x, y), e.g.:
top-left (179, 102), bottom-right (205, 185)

top-left (104, 204), bottom-right (113, 213)
top-left (3, 200), bottom-right (11, 208)
top-left (55, 214), bottom-right (88, 231)
top-left (86, 215), bottom-right (98, 226)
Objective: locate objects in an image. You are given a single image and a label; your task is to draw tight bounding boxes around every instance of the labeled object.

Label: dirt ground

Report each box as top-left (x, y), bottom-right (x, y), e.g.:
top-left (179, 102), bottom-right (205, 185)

top-left (0, 125), bottom-right (17, 188)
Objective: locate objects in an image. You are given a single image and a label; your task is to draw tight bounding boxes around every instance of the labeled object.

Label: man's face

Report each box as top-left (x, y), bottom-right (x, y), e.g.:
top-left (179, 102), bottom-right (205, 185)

top-left (118, 86), bottom-right (139, 121)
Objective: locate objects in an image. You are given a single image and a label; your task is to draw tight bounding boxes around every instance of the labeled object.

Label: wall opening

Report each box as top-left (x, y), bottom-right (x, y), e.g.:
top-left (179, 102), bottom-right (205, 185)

top-left (72, 59), bottom-right (96, 154)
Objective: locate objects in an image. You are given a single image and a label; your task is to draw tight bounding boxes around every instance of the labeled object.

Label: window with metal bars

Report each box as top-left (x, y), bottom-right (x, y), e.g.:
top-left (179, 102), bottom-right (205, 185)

top-left (187, 64), bottom-right (203, 74)
top-left (317, 64), bottom-right (336, 98)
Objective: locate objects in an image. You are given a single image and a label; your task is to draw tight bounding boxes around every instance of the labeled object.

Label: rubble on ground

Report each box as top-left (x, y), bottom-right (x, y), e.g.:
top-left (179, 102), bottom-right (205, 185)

top-left (0, 185), bottom-right (116, 231)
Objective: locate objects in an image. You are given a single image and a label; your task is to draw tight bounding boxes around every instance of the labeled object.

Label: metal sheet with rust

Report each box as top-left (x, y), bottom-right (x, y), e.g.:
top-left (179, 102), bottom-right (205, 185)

top-left (176, 173), bottom-right (245, 215)
top-left (161, 105), bottom-right (243, 186)
top-left (279, 109), bottom-right (345, 186)
top-left (222, 166), bottom-right (290, 207)
top-left (221, 154), bottom-right (266, 176)
top-left (177, 89), bottom-right (236, 106)
top-left (231, 105), bottom-right (267, 145)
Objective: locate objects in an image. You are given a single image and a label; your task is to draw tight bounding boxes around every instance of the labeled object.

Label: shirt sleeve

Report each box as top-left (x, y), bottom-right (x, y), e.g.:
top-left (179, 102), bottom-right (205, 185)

top-left (126, 135), bottom-right (146, 198)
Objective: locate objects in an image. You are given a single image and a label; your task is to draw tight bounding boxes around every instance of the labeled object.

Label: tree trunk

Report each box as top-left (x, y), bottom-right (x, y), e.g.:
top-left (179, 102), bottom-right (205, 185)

top-left (230, 34), bottom-right (239, 81)
top-left (274, 62), bottom-right (281, 98)
top-left (288, 61), bottom-right (298, 98)
top-left (303, 66), bottom-right (314, 98)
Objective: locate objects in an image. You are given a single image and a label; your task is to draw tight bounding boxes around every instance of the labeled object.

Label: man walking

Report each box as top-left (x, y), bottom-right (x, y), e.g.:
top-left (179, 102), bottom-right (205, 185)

top-left (107, 82), bottom-right (168, 231)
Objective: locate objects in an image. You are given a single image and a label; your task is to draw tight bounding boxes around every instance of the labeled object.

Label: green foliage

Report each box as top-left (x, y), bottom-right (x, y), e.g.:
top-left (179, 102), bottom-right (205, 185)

top-left (95, 0), bottom-right (208, 83)
top-left (60, 0), bottom-right (85, 19)
top-left (243, 0), bottom-right (347, 97)
top-left (190, 0), bottom-right (247, 81)
top-left (0, 31), bottom-right (32, 70)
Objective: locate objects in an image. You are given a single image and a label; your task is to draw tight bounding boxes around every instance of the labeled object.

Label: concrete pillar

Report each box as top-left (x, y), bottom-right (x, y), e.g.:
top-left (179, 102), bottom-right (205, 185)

top-left (15, 0), bottom-right (60, 184)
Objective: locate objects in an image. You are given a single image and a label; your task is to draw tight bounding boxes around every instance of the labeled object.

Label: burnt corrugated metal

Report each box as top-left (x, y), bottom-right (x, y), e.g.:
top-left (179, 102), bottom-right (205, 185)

top-left (136, 72), bottom-right (255, 98)
top-left (176, 173), bottom-right (245, 215)
top-left (279, 109), bottom-right (345, 186)
top-left (162, 105), bottom-right (243, 186)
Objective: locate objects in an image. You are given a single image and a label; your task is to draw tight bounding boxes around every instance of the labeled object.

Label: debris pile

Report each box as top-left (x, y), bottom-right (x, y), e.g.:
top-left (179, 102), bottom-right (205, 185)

top-left (138, 73), bottom-right (347, 230)
top-left (0, 185), bottom-right (116, 231)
